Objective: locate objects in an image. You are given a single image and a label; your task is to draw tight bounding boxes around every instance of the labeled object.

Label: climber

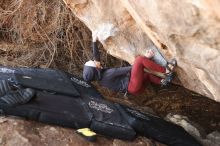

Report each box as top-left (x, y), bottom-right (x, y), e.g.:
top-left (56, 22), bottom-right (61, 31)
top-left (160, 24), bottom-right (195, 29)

top-left (83, 34), bottom-right (177, 96)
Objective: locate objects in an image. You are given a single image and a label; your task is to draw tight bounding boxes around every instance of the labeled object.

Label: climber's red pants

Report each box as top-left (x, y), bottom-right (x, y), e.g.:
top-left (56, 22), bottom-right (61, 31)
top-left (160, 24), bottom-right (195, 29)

top-left (128, 56), bottom-right (166, 95)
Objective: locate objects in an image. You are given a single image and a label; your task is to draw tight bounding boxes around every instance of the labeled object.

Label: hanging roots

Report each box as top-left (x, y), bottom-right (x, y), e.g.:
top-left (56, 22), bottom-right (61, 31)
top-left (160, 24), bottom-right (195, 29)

top-left (0, 0), bottom-right (92, 74)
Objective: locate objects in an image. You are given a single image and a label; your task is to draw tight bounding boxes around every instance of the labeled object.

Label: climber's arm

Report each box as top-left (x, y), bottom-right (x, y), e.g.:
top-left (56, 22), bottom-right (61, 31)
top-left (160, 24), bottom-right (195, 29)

top-left (92, 39), bottom-right (102, 69)
top-left (92, 41), bottom-right (100, 62)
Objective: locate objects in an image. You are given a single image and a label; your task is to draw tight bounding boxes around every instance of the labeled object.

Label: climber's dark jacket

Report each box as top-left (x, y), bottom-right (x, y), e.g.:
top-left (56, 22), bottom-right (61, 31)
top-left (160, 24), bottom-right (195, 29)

top-left (83, 41), bottom-right (131, 92)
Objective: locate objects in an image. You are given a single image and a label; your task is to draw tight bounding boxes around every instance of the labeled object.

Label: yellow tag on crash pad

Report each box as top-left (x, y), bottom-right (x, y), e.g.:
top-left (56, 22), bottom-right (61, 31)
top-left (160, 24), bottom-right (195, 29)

top-left (77, 128), bottom-right (96, 137)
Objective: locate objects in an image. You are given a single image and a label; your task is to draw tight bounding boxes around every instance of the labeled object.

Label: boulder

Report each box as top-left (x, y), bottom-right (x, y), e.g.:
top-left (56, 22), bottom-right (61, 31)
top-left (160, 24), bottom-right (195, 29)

top-left (166, 114), bottom-right (220, 146)
top-left (63, 0), bottom-right (220, 102)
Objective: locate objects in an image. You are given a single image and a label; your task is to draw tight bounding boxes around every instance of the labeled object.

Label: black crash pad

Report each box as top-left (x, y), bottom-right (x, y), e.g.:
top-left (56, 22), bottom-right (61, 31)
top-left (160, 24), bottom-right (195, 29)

top-left (0, 66), bottom-right (202, 146)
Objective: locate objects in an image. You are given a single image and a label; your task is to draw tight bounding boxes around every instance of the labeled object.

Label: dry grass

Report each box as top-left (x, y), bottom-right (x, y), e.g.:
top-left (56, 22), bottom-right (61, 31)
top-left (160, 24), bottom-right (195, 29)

top-left (0, 0), bottom-right (93, 74)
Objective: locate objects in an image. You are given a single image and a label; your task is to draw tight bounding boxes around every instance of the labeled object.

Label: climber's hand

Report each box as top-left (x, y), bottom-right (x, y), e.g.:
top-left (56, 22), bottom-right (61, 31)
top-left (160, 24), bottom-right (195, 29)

top-left (145, 49), bottom-right (155, 58)
top-left (94, 60), bottom-right (102, 69)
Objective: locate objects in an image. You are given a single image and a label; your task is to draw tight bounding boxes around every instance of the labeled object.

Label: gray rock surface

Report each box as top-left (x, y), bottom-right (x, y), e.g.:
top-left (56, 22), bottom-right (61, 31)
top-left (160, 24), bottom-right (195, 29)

top-left (166, 114), bottom-right (220, 146)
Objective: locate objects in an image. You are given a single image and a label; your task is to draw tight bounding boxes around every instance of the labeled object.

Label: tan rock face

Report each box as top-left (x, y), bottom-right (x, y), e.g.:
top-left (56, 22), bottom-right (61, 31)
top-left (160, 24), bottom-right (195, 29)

top-left (63, 0), bottom-right (220, 102)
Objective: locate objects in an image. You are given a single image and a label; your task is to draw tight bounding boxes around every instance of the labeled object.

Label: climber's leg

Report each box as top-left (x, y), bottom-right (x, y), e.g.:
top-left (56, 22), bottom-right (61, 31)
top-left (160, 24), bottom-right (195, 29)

top-left (128, 56), bottom-right (165, 95)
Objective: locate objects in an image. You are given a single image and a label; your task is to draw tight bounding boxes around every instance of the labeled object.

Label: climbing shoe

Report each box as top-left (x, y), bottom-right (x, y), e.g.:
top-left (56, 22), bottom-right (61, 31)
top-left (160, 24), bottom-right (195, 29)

top-left (76, 128), bottom-right (97, 142)
top-left (161, 72), bottom-right (173, 86)
top-left (166, 59), bottom-right (177, 73)
top-left (0, 88), bottom-right (35, 106)
top-left (0, 80), bottom-right (12, 97)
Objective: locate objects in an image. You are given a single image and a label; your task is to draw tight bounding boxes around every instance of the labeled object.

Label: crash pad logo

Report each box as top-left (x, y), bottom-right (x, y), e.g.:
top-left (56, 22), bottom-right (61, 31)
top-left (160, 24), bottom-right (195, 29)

top-left (88, 101), bottom-right (114, 114)
top-left (70, 77), bottom-right (91, 88)
top-left (0, 68), bottom-right (15, 73)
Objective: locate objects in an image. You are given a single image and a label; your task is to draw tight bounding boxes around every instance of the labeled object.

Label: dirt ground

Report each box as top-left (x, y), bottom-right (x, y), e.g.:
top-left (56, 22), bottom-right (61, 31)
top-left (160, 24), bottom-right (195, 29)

top-left (95, 82), bottom-right (220, 135)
